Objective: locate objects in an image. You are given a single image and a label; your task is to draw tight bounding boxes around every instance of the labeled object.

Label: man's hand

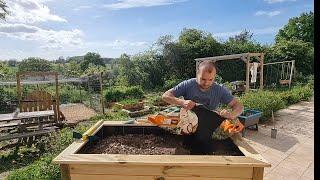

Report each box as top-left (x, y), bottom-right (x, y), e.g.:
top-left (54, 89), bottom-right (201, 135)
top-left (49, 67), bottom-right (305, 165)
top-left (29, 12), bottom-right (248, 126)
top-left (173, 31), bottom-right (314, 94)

top-left (182, 100), bottom-right (196, 110)
top-left (219, 109), bottom-right (235, 120)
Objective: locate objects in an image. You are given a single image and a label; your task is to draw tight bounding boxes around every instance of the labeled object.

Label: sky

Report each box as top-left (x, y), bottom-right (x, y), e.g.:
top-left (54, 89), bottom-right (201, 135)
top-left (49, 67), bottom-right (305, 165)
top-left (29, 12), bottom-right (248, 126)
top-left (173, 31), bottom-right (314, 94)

top-left (0, 0), bottom-right (314, 61)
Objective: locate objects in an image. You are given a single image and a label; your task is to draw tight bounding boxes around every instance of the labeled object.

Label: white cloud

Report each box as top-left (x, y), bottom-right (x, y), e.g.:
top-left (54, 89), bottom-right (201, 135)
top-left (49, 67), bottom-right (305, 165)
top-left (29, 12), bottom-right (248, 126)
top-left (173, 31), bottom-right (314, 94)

top-left (86, 40), bottom-right (148, 50)
top-left (5, 0), bottom-right (67, 24)
top-left (103, 0), bottom-right (187, 10)
top-left (255, 10), bottom-right (281, 17)
top-left (264, 0), bottom-right (296, 4)
top-left (0, 23), bottom-right (83, 50)
top-left (73, 5), bottom-right (93, 11)
top-left (213, 26), bottom-right (281, 38)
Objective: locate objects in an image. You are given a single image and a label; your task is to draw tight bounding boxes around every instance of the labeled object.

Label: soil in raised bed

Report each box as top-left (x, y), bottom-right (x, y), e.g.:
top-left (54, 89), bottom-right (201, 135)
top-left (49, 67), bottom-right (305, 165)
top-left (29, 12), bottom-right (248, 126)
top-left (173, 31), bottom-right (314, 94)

top-left (81, 134), bottom-right (243, 156)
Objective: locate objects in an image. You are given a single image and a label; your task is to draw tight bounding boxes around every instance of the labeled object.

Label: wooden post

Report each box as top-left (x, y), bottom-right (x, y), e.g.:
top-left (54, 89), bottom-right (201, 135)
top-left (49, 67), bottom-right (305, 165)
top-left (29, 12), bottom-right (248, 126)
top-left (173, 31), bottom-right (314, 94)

top-left (259, 54), bottom-right (264, 90)
top-left (55, 73), bottom-right (60, 122)
top-left (252, 167), bottom-right (264, 180)
top-left (79, 84), bottom-right (82, 103)
top-left (99, 72), bottom-right (105, 114)
top-left (60, 164), bottom-right (71, 180)
top-left (289, 60), bottom-right (295, 89)
top-left (16, 73), bottom-right (22, 112)
top-left (245, 55), bottom-right (250, 92)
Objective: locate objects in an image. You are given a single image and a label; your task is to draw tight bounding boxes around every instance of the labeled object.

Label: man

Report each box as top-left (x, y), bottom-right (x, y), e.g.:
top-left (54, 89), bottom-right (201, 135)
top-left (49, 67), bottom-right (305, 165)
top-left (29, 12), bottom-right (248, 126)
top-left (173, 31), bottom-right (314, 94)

top-left (162, 61), bottom-right (244, 120)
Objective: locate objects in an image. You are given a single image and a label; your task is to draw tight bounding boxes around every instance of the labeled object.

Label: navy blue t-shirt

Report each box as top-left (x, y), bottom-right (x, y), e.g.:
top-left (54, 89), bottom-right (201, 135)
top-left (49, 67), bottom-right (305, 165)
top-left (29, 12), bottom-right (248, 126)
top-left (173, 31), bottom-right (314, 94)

top-left (172, 78), bottom-right (234, 110)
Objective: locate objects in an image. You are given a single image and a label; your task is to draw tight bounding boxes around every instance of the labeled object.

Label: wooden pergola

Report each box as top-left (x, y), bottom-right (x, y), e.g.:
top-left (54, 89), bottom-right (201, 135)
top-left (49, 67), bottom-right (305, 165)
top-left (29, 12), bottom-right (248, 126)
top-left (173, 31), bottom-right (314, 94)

top-left (195, 53), bottom-right (265, 92)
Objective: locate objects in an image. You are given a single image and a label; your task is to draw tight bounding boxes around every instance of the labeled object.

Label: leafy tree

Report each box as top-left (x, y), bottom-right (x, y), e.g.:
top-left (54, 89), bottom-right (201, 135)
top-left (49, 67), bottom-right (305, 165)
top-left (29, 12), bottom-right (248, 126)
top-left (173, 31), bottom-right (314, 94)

top-left (275, 11), bottom-right (314, 45)
top-left (18, 57), bottom-right (53, 72)
top-left (0, 62), bottom-right (9, 78)
top-left (229, 29), bottom-right (253, 43)
top-left (268, 39), bottom-right (313, 75)
top-left (161, 28), bottom-right (223, 79)
top-left (0, 0), bottom-right (9, 20)
top-left (64, 61), bottom-right (81, 77)
top-left (118, 53), bottom-right (142, 86)
top-left (7, 59), bottom-right (17, 67)
top-left (80, 52), bottom-right (105, 72)
top-left (132, 50), bottom-right (167, 89)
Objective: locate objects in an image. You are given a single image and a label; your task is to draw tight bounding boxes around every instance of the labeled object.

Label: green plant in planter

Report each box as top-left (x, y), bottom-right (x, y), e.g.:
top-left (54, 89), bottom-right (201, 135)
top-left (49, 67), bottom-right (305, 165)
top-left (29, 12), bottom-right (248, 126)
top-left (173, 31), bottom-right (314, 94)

top-left (118, 98), bottom-right (141, 105)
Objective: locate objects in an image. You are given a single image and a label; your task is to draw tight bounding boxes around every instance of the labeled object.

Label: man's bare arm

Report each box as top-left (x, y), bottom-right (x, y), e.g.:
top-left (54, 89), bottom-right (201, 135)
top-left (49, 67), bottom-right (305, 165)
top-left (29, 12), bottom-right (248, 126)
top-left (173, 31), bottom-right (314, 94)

top-left (162, 89), bottom-right (195, 110)
top-left (219, 98), bottom-right (244, 119)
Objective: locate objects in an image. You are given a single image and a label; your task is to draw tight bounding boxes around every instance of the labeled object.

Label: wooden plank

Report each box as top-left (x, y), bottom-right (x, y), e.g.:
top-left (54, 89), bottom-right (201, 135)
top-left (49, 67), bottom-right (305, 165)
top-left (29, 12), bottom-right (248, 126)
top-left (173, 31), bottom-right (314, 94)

top-left (195, 53), bottom-right (249, 62)
top-left (17, 110), bottom-right (54, 119)
top-left (70, 174), bottom-right (251, 180)
top-left (0, 128), bottom-right (56, 141)
top-left (0, 120), bottom-right (56, 129)
top-left (18, 71), bottom-right (58, 77)
top-left (231, 134), bottom-right (270, 167)
top-left (53, 154), bottom-right (269, 167)
top-left (248, 53), bottom-right (264, 57)
top-left (0, 113), bottom-right (18, 122)
top-left (69, 164), bottom-right (253, 178)
top-left (252, 167), bottom-right (264, 180)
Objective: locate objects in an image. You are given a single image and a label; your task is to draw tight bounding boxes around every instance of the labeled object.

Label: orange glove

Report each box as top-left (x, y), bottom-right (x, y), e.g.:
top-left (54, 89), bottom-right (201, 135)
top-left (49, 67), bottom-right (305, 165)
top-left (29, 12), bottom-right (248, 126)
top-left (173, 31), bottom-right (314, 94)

top-left (220, 119), bottom-right (244, 134)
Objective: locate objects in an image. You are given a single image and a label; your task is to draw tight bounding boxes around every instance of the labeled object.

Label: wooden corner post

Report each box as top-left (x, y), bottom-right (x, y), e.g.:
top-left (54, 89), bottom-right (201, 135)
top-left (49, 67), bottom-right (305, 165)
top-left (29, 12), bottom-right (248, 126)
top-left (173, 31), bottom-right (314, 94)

top-left (252, 167), bottom-right (264, 180)
top-left (16, 72), bottom-right (22, 111)
top-left (259, 53), bottom-right (264, 90)
top-left (245, 54), bottom-right (250, 92)
top-left (55, 72), bottom-right (60, 122)
top-left (99, 72), bottom-right (105, 114)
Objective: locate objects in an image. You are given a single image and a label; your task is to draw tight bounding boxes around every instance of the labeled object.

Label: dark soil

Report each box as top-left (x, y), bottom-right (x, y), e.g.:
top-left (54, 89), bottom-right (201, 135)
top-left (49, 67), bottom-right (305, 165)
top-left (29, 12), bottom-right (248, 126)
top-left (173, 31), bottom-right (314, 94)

top-left (84, 134), bottom-right (188, 155)
top-left (81, 134), bottom-right (243, 156)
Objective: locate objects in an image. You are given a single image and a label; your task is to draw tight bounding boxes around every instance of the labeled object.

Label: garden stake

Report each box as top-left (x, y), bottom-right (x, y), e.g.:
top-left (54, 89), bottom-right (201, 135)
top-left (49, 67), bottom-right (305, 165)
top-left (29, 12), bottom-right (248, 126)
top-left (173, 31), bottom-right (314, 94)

top-left (271, 110), bottom-right (277, 139)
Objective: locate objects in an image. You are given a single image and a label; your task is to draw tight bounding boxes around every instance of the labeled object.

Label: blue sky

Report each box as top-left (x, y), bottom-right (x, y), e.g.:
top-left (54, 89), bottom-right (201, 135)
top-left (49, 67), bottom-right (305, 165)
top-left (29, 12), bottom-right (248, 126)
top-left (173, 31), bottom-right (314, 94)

top-left (0, 0), bottom-right (314, 60)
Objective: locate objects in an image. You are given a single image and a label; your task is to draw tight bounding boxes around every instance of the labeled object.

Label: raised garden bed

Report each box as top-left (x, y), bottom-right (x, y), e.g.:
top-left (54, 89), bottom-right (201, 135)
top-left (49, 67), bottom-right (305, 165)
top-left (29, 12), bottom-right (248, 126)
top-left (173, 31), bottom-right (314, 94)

top-left (53, 121), bottom-right (270, 180)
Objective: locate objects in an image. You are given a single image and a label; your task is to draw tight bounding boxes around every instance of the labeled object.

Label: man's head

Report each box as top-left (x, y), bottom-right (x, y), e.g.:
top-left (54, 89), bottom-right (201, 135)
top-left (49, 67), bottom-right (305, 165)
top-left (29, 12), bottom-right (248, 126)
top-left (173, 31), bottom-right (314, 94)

top-left (196, 61), bottom-right (217, 90)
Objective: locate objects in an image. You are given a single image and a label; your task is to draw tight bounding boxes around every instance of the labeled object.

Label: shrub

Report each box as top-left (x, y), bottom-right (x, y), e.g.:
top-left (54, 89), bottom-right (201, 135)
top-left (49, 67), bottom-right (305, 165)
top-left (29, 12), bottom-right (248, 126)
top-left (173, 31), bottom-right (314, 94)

top-left (125, 86), bottom-right (144, 99)
top-left (240, 90), bottom-right (286, 121)
top-left (279, 85), bottom-right (313, 105)
top-left (0, 87), bottom-right (17, 113)
top-left (104, 86), bottom-right (144, 102)
top-left (163, 78), bottom-right (183, 90)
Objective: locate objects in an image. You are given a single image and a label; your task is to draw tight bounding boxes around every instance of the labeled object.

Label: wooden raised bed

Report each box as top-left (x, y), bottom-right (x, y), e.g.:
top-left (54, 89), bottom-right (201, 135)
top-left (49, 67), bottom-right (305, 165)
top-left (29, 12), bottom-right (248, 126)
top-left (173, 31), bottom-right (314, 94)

top-left (53, 121), bottom-right (270, 180)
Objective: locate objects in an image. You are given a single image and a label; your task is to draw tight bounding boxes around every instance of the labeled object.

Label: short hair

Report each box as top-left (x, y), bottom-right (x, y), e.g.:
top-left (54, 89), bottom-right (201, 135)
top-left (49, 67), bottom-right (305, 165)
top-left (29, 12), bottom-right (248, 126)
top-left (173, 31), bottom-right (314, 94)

top-left (198, 61), bottom-right (216, 74)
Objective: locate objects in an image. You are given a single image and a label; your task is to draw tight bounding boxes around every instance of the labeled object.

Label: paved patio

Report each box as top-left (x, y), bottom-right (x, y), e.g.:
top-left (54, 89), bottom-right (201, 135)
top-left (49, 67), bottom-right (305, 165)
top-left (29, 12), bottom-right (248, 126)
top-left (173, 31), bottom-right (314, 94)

top-left (244, 97), bottom-right (314, 180)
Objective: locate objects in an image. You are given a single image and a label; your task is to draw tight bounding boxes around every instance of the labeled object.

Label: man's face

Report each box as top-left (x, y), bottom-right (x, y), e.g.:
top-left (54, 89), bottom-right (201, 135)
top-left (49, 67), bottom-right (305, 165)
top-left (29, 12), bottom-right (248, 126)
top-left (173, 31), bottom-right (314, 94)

top-left (196, 68), bottom-right (216, 90)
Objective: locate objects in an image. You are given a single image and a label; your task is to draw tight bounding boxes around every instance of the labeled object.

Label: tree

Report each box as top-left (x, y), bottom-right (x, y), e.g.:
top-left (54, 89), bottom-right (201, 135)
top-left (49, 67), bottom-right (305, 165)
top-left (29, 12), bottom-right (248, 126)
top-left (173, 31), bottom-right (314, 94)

top-left (18, 57), bottom-right (53, 72)
top-left (64, 60), bottom-right (81, 77)
top-left (229, 29), bottom-right (253, 43)
top-left (0, 0), bottom-right (9, 20)
top-left (269, 39), bottom-right (313, 75)
top-left (161, 28), bottom-right (223, 79)
top-left (133, 50), bottom-right (167, 89)
top-left (275, 11), bottom-right (314, 45)
top-left (118, 53), bottom-right (142, 86)
top-left (80, 52), bottom-right (105, 72)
